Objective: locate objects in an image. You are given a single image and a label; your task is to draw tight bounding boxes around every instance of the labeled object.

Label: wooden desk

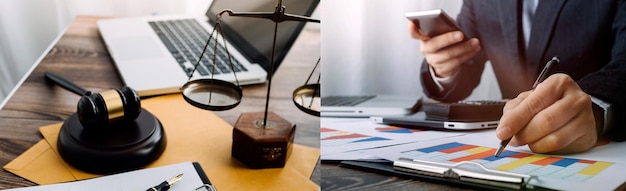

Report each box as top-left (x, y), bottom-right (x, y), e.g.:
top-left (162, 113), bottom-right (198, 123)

top-left (0, 15), bottom-right (320, 189)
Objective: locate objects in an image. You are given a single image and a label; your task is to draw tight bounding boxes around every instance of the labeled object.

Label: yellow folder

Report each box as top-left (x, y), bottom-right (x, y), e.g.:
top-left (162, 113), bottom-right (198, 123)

top-left (4, 94), bottom-right (320, 191)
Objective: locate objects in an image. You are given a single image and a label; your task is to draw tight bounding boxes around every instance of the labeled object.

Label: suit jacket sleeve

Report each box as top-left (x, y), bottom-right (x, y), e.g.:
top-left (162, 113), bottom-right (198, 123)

top-left (577, 1), bottom-right (626, 141)
top-left (420, 0), bottom-right (488, 102)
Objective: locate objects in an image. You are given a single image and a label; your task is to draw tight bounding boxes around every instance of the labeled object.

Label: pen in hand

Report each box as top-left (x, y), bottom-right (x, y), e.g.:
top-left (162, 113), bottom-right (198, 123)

top-left (147, 174), bottom-right (183, 191)
top-left (494, 56), bottom-right (560, 157)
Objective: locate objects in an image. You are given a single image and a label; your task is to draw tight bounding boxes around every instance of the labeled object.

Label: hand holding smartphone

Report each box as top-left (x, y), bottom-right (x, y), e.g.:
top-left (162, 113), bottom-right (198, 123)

top-left (406, 9), bottom-right (479, 78)
top-left (406, 9), bottom-right (467, 41)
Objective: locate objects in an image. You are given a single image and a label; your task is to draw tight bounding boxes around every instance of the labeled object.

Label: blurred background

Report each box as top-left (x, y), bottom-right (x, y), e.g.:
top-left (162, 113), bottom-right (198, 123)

top-left (0, 0), bottom-right (319, 105)
top-left (0, 0), bottom-right (500, 105)
top-left (321, 0), bottom-right (501, 101)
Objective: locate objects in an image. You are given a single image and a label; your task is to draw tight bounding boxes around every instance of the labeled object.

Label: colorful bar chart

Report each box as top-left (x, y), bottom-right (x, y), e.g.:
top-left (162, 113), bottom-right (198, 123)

top-left (400, 142), bottom-right (613, 182)
top-left (321, 127), bottom-right (390, 146)
top-left (375, 126), bottom-right (423, 134)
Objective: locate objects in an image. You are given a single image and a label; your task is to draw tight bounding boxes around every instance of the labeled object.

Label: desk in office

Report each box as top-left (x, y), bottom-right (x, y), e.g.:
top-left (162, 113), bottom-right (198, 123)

top-left (0, 15), bottom-right (319, 189)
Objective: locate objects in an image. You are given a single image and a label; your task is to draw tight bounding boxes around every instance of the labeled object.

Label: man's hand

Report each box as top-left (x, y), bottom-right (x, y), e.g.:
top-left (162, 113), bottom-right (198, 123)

top-left (408, 22), bottom-right (481, 78)
top-left (496, 74), bottom-right (598, 154)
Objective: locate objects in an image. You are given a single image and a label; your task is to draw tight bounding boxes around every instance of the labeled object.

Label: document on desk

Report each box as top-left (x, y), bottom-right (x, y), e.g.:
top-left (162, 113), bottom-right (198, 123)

top-left (3, 162), bottom-right (213, 191)
top-left (321, 118), bottom-right (469, 159)
top-left (361, 130), bottom-right (626, 190)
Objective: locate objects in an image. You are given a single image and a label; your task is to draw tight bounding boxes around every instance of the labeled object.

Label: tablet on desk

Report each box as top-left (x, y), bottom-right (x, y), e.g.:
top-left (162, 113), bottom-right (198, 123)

top-left (371, 112), bottom-right (498, 130)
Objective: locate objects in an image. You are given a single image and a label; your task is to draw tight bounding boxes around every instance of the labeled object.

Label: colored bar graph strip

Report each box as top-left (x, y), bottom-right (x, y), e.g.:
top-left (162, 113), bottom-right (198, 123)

top-left (320, 128), bottom-right (336, 132)
top-left (322, 133), bottom-right (367, 140)
top-left (352, 137), bottom-right (390, 143)
top-left (375, 127), bottom-right (418, 134)
top-left (531, 156), bottom-right (563, 166)
top-left (482, 150), bottom-right (518, 161)
top-left (464, 147), bottom-right (492, 154)
top-left (439, 145), bottom-right (477, 154)
top-left (552, 158), bottom-right (578, 167)
top-left (578, 161), bottom-right (613, 176)
top-left (418, 142), bottom-right (465, 153)
top-left (449, 148), bottom-right (496, 162)
top-left (578, 159), bottom-right (595, 164)
top-left (496, 155), bottom-right (548, 171)
top-left (510, 152), bottom-right (533, 158)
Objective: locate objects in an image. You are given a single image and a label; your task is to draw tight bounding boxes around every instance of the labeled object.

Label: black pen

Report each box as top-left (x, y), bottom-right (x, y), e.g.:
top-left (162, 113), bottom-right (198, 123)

top-left (494, 56), bottom-right (559, 157)
top-left (147, 174), bottom-right (183, 191)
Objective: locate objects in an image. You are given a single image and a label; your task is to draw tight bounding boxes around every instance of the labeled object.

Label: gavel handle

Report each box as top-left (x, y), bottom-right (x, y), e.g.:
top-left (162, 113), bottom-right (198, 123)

top-left (44, 72), bottom-right (89, 96)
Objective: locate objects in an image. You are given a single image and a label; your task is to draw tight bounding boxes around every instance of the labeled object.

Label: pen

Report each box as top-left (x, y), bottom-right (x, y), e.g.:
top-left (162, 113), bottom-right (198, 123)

top-left (494, 56), bottom-right (559, 157)
top-left (146, 174), bottom-right (183, 191)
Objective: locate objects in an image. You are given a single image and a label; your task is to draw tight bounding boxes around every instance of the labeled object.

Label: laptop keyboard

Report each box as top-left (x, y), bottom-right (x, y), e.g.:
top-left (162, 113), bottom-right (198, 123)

top-left (322, 96), bottom-right (376, 106)
top-left (148, 19), bottom-right (248, 76)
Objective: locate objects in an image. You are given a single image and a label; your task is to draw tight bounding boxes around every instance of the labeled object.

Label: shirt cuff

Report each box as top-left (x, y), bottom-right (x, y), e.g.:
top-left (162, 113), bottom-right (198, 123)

top-left (429, 66), bottom-right (460, 93)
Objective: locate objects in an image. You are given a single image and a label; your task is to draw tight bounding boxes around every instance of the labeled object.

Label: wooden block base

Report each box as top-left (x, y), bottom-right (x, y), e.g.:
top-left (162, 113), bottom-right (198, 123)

top-left (232, 111), bottom-right (295, 169)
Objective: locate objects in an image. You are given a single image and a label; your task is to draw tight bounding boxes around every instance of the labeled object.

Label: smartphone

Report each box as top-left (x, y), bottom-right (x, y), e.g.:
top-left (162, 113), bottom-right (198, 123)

top-left (406, 9), bottom-right (467, 40)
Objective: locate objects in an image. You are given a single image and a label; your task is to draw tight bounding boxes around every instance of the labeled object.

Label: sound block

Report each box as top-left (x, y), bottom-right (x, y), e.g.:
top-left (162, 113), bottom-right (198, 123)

top-left (57, 108), bottom-right (166, 174)
top-left (232, 111), bottom-right (295, 169)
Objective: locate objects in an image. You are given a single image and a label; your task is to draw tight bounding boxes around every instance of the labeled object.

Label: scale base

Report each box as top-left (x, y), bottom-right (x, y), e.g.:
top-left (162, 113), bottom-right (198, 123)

top-left (57, 108), bottom-right (166, 174)
top-left (232, 111), bottom-right (295, 169)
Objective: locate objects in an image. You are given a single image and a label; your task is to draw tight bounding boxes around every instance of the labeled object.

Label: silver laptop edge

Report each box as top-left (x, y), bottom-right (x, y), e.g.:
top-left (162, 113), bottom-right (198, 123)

top-left (321, 107), bottom-right (411, 118)
top-left (320, 95), bottom-right (420, 118)
top-left (370, 116), bottom-right (498, 130)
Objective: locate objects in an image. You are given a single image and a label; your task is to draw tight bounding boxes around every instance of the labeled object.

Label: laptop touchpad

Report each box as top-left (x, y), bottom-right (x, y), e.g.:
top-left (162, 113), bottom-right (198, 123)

top-left (108, 37), bottom-right (164, 60)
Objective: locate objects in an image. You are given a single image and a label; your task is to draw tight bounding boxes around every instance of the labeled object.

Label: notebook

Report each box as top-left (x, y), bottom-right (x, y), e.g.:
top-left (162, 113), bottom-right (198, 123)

top-left (321, 95), bottom-right (422, 118)
top-left (98, 0), bottom-right (319, 96)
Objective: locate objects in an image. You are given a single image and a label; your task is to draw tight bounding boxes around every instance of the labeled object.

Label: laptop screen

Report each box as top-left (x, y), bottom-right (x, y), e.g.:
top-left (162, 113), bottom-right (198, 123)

top-left (206, 0), bottom-right (319, 76)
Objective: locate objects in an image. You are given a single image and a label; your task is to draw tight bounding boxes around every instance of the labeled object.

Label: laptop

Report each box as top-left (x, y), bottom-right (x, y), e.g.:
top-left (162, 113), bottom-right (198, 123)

top-left (371, 112), bottom-right (499, 130)
top-left (321, 95), bottom-right (422, 118)
top-left (97, 0), bottom-right (319, 96)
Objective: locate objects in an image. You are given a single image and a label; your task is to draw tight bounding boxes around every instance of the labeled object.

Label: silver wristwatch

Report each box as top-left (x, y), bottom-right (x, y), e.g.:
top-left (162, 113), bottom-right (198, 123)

top-left (591, 96), bottom-right (614, 135)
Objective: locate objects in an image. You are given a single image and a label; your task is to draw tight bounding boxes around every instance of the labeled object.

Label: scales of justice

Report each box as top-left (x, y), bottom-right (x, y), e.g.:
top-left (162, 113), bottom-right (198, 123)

top-left (180, 0), bottom-right (320, 169)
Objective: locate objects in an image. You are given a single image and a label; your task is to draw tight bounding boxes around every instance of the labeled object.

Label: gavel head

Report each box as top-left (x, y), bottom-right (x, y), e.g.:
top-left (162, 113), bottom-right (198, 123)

top-left (77, 86), bottom-right (141, 128)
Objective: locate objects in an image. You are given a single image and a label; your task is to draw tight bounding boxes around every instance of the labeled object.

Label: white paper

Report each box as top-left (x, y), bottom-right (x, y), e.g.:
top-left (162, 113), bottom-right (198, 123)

top-left (4, 162), bottom-right (209, 191)
top-left (321, 117), bottom-right (469, 159)
top-left (320, 150), bottom-right (383, 161)
top-left (363, 131), bottom-right (626, 191)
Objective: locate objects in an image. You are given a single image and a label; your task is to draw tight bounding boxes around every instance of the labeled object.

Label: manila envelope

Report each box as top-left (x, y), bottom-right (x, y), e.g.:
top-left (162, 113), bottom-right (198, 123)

top-left (4, 94), bottom-right (320, 191)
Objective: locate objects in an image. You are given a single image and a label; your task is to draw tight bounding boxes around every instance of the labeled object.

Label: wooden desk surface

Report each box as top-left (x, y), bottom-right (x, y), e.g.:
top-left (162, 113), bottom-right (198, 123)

top-left (0, 15), bottom-right (320, 189)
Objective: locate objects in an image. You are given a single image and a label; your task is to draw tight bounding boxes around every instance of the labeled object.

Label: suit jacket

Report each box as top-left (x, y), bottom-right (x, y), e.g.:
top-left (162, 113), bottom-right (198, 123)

top-left (420, 0), bottom-right (626, 140)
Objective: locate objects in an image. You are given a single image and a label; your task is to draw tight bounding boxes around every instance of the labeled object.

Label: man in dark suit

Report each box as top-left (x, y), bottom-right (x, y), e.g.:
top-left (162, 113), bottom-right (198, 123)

top-left (410, 0), bottom-right (626, 154)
